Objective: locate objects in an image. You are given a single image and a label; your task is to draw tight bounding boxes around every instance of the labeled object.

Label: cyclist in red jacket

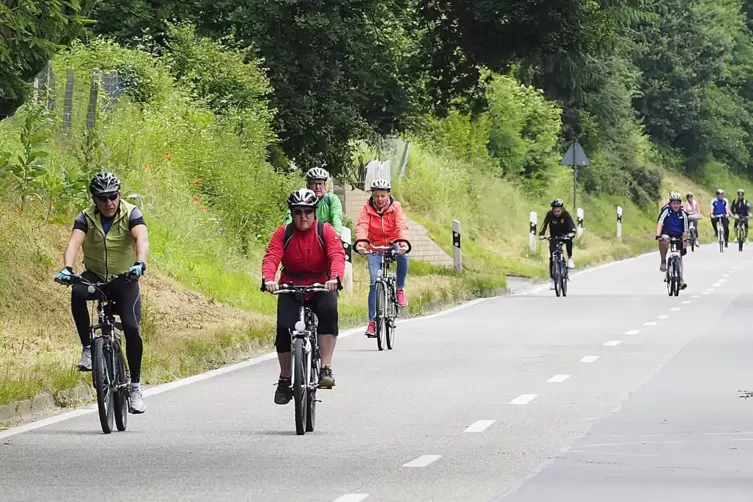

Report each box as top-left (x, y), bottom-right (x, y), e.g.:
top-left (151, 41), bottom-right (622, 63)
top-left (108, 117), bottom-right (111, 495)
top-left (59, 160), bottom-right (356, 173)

top-left (262, 189), bottom-right (345, 405)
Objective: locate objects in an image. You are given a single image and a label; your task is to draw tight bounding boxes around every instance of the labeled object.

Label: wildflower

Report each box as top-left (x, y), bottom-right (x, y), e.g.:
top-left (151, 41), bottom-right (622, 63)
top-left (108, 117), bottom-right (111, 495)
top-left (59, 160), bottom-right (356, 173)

top-left (143, 163), bottom-right (149, 171)
top-left (163, 151), bottom-right (173, 161)
top-left (194, 179), bottom-right (200, 185)
top-left (51, 200), bottom-right (57, 206)
top-left (193, 195), bottom-right (199, 204)
top-left (200, 206), bottom-right (208, 212)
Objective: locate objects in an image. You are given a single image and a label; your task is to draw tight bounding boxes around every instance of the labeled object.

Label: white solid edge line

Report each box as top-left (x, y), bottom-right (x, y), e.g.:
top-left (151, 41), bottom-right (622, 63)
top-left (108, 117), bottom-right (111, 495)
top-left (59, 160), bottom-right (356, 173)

top-left (580, 356), bottom-right (600, 363)
top-left (625, 330), bottom-right (640, 335)
top-left (464, 419), bottom-right (496, 433)
top-left (604, 341), bottom-right (622, 346)
top-left (402, 455), bottom-right (442, 468)
top-left (0, 249), bottom-right (659, 439)
top-left (333, 495), bottom-right (370, 502)
top-left (547, 374), bottom-right (571, 383)
top-left (509, 394), bottom-right (539, 405)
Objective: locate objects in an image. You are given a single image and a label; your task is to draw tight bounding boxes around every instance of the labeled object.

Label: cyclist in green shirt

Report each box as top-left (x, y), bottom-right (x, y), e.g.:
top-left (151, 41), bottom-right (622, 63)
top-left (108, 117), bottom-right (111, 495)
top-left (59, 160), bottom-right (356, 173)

top-left (284, 167), bottom-right (343, 237)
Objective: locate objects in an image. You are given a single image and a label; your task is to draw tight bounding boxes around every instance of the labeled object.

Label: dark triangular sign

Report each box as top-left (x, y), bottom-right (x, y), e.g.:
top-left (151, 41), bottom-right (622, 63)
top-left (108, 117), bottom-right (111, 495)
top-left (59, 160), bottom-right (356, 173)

top-left (559, 142), bottom-right (590, 167)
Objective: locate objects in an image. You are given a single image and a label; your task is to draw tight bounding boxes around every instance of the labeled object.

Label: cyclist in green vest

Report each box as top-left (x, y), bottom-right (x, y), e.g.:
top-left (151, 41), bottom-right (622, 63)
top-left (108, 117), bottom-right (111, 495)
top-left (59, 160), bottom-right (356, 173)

top-left (55, 173), bottom-right (150, 414)
top-left (284, 167), bottom-right (343, 237)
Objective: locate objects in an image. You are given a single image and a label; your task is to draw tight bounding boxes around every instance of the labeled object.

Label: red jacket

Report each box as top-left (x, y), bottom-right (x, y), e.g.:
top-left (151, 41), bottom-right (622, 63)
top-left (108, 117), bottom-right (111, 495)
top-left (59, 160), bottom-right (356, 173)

top-left (262, 221), bottom-right (346, 286)
top-left (355, 197), bottom-right (409, 247)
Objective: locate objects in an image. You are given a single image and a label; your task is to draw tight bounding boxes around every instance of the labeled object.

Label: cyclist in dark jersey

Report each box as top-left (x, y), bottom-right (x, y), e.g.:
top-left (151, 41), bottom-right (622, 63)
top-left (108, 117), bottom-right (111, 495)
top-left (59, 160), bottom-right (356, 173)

top-left (539, 199), bottom-right (576, 290)
top-left (731, 189), bottom-right (751, 241)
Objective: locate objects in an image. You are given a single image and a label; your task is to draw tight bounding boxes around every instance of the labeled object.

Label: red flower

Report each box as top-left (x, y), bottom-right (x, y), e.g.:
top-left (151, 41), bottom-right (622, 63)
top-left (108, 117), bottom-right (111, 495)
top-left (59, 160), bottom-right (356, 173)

top-left (200, 206), bottom-right (208, 212)
top-left (193, 195), bottom-right (199, 204)
top-left (163, 151), bottom-right (173, 161)
top-left (51, 200), bottom-right (57, 205)
top-left (194, 179), bottom-right (200, 185)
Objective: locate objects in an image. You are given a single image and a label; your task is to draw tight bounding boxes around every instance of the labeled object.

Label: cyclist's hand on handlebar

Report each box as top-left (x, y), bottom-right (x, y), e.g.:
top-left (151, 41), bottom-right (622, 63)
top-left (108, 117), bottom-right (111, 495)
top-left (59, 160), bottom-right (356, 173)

top-left (265, 281), bottom-right (279, 293)
top-left (55, 267), bottom-right (73, 284)
top-left (325, 279), bottom-right (339, 292)
top-left (128, 261), bottom-right (146, 278)
top-left (355, 243), bottom-right (367, 254)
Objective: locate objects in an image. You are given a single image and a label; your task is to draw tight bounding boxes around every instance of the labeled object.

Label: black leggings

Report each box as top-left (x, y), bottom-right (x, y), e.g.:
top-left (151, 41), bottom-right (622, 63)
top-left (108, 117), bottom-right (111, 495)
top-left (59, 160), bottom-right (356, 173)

top-left (548, 239), bottom-right (573, 279)
top-left (275, 291), bottom-right (338, 353)
top-left (72, 270), bottom-right (144, 383)
top-left (734, 217), bottom-right (749, 236)
top-left (710, 216), bottom-right (730, 242)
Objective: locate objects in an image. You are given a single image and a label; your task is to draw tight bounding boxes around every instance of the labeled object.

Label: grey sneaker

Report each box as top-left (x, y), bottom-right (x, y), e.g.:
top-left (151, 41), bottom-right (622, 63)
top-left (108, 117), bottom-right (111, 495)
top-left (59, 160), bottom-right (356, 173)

top-left (319, 366), bottom-right (335, 389)
top-left (129, 388), bottom-right (146, 414)
top-left (659, 262), bottom-right (667, 272)
top-left (77, 346), bottom-right (92, 372)
top-left (549, 282), bottom-right (555, 290)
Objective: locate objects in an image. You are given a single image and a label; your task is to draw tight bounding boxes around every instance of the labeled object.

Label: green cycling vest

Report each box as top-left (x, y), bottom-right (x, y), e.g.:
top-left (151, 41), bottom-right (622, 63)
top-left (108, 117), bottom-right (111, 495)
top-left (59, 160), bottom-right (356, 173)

top-left (82, 200), bottom-right (138, 280)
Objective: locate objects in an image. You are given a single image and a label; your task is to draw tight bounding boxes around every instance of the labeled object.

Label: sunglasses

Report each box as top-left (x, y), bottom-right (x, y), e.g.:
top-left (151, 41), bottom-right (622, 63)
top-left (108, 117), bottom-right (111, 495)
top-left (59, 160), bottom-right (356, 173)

top-left (95, 193), bottom-right (119, 202)
top-left (293, 208), bottom-right (315, 216)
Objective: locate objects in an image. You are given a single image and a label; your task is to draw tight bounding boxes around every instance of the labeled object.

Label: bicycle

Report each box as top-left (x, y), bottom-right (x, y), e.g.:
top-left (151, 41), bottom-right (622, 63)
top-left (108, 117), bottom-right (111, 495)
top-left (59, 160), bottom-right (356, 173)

top-left (688, 218), bottom-right (699, 252)
top-left (660, 236), bottom-right (685, 296)
top-left (734, 215), bottom-right (749, 252)
top-left (354, 239), bottom-right (412, 351)
top-left (271, 283), bottom-right (332, 436)
top-left (56, 274), bottom-right (132, 434)
top-left (543, 235), bottom-right (572, 298)
top-left (714, 217), bottom-right (725, 253)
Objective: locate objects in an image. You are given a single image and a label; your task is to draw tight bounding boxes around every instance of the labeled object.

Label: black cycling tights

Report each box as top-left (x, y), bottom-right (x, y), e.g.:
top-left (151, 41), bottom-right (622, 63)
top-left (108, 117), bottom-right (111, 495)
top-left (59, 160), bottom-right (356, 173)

top-left (71, 270), bottom-right (144, 383)
top-left (710, 216), bottom-right (730, 242)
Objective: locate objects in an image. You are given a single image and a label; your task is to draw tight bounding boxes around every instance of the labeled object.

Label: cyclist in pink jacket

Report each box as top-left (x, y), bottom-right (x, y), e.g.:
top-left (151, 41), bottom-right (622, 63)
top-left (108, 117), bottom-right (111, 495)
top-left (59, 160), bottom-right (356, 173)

top-left (684, 192), bottom-right (702, 247)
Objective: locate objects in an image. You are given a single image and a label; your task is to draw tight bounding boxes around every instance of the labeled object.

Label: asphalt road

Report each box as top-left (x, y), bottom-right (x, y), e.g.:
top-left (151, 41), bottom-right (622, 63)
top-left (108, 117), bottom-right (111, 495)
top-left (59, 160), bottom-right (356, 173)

top-left (2, 243), bottom-right (753, 502)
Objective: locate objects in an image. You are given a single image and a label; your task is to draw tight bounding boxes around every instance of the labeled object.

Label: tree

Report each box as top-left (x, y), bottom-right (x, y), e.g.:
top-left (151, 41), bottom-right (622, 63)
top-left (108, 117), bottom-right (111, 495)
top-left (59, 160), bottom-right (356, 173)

top-left (0, 0), bottom-right (98, 118)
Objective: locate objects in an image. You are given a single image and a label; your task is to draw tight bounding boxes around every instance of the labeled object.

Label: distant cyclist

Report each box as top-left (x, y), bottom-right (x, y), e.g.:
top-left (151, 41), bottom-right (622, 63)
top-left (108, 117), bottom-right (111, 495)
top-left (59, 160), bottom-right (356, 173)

top-left (731, 189), bottom-right (751, 241)
top-left (710, 188), bottom-right (731, 247)
top-left (55, 173), bottom-right (150, 414)
top-left (539, 199), bottom-right (576, 290)
top-left (656, 192), bottom-right (689, 289)
top-left (284, 167), bottom-right (343, 237)
top-left (683, 192), bottom-right (702, 247)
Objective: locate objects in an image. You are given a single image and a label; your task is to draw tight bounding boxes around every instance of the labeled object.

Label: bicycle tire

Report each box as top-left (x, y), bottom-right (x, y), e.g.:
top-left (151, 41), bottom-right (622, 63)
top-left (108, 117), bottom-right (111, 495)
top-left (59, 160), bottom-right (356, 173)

top-left (91, 337), bottom-right (114, 434)
top-left (293, 338), bottom-right (307, 436)
top-left (672, 259), bottom-right (681, 296)
top-left (690, 228), bottom-right (696, 252)
top-left (719, 223), bottom-right (725, 253)
top-left (560, 260), bottom-right (568, 297)
top-left (306, 350), bottom-right (318, 432)
top-left (375, 281), bottom-right (386, 351)
top-left (386, 283), bottom-right (396, 350)
top-left (552, 258), bottom-right (562, 297)
top-left (113, 340), bottom-right (128, 432)
top-left (739, 226), bottom-right (745, 252)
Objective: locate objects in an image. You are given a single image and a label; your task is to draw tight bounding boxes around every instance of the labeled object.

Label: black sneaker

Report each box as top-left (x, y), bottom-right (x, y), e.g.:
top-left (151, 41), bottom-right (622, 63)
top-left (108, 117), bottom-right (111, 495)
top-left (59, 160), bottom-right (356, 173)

top-left (680, 282), bottom-right (688, 290)
top-left (319, 366), bottom-right (335, 389)
top-left (274, 377), bottom-right (292, 405)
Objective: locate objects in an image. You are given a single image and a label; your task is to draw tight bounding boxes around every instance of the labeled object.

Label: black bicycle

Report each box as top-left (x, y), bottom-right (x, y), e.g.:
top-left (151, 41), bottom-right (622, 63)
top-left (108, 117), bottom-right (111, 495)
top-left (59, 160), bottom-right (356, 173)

top-left (661, 236), bottom-right (685, 296)
top-left (271, 283), bottom-right (331, 436)
top-left (355, 239), bottom-right (412, 351)
top-left (734, 215), bottom-right (749, 252)
top-left (57, 274), bottom-right (132, 434)
top-left (543, 235), bottom-right (572, 297)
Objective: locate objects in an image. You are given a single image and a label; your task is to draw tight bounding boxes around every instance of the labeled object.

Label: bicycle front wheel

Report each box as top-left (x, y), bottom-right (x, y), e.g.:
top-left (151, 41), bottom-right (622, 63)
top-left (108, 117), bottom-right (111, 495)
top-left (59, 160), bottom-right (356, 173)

top-left (113, 340), bottom-right (128, 432)
top-left (552, 259), bottom-right (562, 297)
top-left (672, 259), bottom-right (681, 296)
top-left (375, 281), bottom-right (386, 351)
top-left (560, 260), bottom-right (568, 297)
top-left (306, 349), bottom-right (318, 432)
top-left (292, 338), bottom-right (307, 436)
top-left (91, 337), bottom-right (114, 434)
top-left (386, 284), bottom-right (396, 350)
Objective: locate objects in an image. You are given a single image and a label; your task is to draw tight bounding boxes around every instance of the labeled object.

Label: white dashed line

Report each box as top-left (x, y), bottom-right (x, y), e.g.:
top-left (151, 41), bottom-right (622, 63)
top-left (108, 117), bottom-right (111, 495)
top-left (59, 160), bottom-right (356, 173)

top-left (713, 283), bottom-right (721, 287)
top-left (604, 341), bottom-right (622, 347)
top-left (547, 374), bottom-right (571, 383)
top-left (403, 455), bottom-right (442, 468)
top-left (670, 307), bottom-right (681, 311)
top-left (625, 330), bottom-right (640, 335)
top-left (334, 495), bottom-right (370, 502)
top-left (691, 295), bottom-right (700, 298)
top-left (643, 322), bottom-right (656, 326)
top-left (703, 292), bottom-right (710, 295)
top-left (509, 394), bottom-right (539, 405)
top-left (464, 420), bottom-right (496, 433)
top-left (580, 356), bottom-right (600, 363)
top-left (719, 279), bottom-right (726, 283)
top-left (658, 314), bottom-right (669, 319)
top-left (681, 301), bottom-right (691, 304)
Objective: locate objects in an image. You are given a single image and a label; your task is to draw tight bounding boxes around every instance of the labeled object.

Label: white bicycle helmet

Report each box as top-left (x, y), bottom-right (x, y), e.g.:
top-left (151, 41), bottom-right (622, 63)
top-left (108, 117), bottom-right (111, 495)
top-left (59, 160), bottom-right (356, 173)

top-left (305, 167), bottom-right (329, 182)
top-left (717, 188), bottom-right (725, 195)
top-left (371, 179), bottom-right (391, 191)
top-left (668, 192), bottom-right (682, 202)
top-left (287, 188), bottom-right (318, 209)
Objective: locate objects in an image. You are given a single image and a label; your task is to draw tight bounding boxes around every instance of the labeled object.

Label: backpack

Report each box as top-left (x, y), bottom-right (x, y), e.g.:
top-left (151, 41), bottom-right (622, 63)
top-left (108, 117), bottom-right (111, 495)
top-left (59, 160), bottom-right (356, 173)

top-left (283, 220), bottom-right (325, 250)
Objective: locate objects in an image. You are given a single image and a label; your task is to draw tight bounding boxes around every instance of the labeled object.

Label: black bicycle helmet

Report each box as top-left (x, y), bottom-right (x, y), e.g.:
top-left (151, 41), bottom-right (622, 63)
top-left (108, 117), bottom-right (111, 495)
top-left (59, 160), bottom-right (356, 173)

top-left (287, 188), bottom-right (319, 209)
top-left (89, 172), bottom-right (121, 197)
top-left (305, 167), bottom-right (329, 182)
top-left (551, 199), bottom-right (564, 208)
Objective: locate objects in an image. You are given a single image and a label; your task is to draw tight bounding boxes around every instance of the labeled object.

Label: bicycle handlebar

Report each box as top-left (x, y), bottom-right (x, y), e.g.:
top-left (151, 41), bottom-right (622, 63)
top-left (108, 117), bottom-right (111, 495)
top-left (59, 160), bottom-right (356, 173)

top-left (540, 235), bottom-right (573, 242)
top-left (271, 283), bottom-right (330, 295)
top-left (54, 273), bottom-right (134, 300)
top-left (353, 238), bottom-right (412, 255)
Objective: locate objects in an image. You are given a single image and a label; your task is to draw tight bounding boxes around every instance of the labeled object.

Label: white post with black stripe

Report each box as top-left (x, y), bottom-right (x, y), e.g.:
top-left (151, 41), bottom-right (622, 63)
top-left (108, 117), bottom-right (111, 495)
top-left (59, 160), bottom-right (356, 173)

top-left (617, 206), bottom-right (623, 240)
top-left (529, 211), bottom-right (537, 251)
top-left (576, 207), bottom-right (584, 237)
top-left (341, 227), bottom-right (354, 294)
top-left (452, 219), bottom-right (462, 273)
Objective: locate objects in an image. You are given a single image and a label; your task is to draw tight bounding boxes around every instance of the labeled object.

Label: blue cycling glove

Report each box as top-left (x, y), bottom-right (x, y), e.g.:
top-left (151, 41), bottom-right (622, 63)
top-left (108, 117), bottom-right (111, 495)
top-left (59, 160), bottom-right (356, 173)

top-left (55, 267), bottom-right (72, 283)
top-left (128, 261), bottom-right (146, 277)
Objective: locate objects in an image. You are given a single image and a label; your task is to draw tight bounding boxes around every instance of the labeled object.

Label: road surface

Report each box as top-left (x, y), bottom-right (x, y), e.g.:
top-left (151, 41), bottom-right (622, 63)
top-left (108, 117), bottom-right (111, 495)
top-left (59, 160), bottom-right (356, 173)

top-left (2, 244), bottom-right (753, 502)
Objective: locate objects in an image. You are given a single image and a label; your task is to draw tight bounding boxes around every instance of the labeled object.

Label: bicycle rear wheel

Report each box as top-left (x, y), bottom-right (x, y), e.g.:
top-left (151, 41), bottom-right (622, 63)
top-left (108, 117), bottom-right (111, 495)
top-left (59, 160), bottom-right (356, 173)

top-left (375, 281), bottom-right (386, 351)
top-left (113, 340), bottom-right (129, 432)
top-left (292, 338), bottom-right (307, 435)
top-left (719, 224), bottom-right (725, 253)
top-left (739, 226), bottom-right (745, 252)
top-left (386, 284), bottom-right (396, 350)
top-left (690, 227), bottom-right (696, 252)
top-left (91, 337), bottom-right (114, 434)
